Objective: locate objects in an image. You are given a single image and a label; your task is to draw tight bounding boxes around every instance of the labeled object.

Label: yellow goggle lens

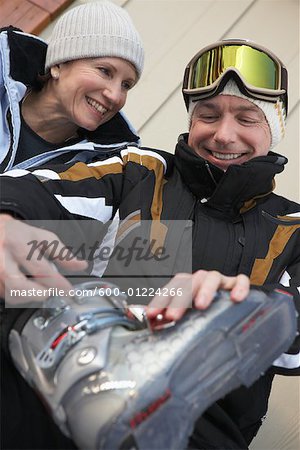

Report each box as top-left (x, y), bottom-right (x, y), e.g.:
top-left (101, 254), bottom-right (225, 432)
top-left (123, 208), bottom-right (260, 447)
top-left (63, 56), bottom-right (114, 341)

top-left (190, 45), bottom-right (280, 91)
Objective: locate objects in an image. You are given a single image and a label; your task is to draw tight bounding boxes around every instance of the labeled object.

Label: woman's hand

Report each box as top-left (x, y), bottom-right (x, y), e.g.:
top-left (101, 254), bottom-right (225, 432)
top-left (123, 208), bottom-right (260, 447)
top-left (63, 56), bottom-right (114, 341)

top-left (146, 270), bottom-right (250, 321)
top-left (0, 215), bottom-right (87, 304)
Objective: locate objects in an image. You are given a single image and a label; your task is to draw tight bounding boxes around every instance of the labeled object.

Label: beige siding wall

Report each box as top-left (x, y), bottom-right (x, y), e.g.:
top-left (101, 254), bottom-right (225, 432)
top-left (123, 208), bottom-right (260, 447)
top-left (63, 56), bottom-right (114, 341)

top-left (40, 2), bottom-right (300, 449)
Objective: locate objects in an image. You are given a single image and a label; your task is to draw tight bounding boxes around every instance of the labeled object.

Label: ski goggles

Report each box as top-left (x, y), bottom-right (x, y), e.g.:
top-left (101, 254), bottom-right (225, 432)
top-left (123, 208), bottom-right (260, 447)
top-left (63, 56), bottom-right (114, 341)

top-left (182, 39), bottom-right (288, 112)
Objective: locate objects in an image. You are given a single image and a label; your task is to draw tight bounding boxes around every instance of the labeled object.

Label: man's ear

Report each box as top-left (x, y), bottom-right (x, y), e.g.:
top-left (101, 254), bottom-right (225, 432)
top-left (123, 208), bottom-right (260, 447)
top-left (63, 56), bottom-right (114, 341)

top-left (188, 101), bottom-right (197, 129)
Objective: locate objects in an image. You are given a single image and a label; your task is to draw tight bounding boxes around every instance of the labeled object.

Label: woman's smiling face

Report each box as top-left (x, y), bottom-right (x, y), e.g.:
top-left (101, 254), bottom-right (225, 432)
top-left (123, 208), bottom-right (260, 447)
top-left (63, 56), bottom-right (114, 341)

top-left (50, 57), bottom-right (137, 131)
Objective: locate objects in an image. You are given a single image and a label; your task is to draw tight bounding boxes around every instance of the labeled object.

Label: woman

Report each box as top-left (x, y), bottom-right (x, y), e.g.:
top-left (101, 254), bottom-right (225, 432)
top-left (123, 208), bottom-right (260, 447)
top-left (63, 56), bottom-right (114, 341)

top-left (0, 2), bottom-right (144, 449)
top-left (0, 0), bottom-right (144, 172)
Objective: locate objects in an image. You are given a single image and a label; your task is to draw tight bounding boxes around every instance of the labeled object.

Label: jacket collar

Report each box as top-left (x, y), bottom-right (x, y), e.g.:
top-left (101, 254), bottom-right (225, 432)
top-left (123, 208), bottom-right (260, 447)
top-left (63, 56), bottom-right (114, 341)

top-left (174, 133), bottom-right (287, 219)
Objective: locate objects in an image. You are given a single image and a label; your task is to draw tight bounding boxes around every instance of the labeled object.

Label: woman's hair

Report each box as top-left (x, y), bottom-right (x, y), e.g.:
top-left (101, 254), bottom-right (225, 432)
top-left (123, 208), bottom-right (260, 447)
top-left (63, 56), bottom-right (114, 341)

top-left (35, 71), bottom-right (51, 90)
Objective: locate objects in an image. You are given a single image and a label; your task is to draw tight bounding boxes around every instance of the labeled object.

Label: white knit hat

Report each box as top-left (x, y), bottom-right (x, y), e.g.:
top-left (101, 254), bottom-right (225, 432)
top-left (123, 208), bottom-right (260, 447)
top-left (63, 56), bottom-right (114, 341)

top-left (45, 1), bottom-right (144, 78)
top-left (189, 79), bottom-right (286, 150)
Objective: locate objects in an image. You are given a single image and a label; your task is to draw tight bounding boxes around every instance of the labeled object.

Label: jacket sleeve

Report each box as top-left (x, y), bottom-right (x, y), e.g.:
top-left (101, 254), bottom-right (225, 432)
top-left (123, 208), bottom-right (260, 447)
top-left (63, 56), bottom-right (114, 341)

top-left (253, 242), bottom-right (300, 375)
top-left (262, 258), bottom-right (300, 376)
top-left (0, 155), bottom-right (127, 222)
top-left (248, 207), bottom-right (300, 376)
top-left (0, 146), bottom-right (168, 221)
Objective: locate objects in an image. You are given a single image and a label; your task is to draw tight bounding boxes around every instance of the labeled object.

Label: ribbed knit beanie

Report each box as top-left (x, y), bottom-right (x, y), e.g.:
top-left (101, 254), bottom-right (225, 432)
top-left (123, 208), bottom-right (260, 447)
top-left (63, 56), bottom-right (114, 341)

top-left (45, 0), bottom-right (144, 78)
top-left (189, 79), bottom-right (286, 150)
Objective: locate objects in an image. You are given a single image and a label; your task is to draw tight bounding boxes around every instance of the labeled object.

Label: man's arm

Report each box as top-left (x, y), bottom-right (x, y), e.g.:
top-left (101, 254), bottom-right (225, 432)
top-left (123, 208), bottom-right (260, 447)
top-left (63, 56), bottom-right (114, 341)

top-left (261, 258), bottom-right (300, 375)
top-left (147, 263), bottom-right (300, 375)
top-left (147, 270), bottom-right (250, 320)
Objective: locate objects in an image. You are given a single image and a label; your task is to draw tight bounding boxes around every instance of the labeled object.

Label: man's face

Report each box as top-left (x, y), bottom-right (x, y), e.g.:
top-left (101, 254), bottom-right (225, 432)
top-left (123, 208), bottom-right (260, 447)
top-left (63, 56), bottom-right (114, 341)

top-left (188, 95), bottom-right (272, 171)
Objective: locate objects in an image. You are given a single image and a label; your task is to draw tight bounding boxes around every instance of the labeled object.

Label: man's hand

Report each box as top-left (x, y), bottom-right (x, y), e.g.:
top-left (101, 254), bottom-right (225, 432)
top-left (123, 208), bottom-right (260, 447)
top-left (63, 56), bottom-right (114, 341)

top-left (0, 215), bottom-right (87, 304)
top-left (146, 270), bottom-right (250, 321)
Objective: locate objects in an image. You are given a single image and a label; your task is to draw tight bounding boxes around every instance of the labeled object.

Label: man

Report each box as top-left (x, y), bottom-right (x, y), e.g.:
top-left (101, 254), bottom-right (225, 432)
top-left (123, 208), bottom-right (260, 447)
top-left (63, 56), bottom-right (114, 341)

top-left (0, 39), bottom-right (299, 449)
